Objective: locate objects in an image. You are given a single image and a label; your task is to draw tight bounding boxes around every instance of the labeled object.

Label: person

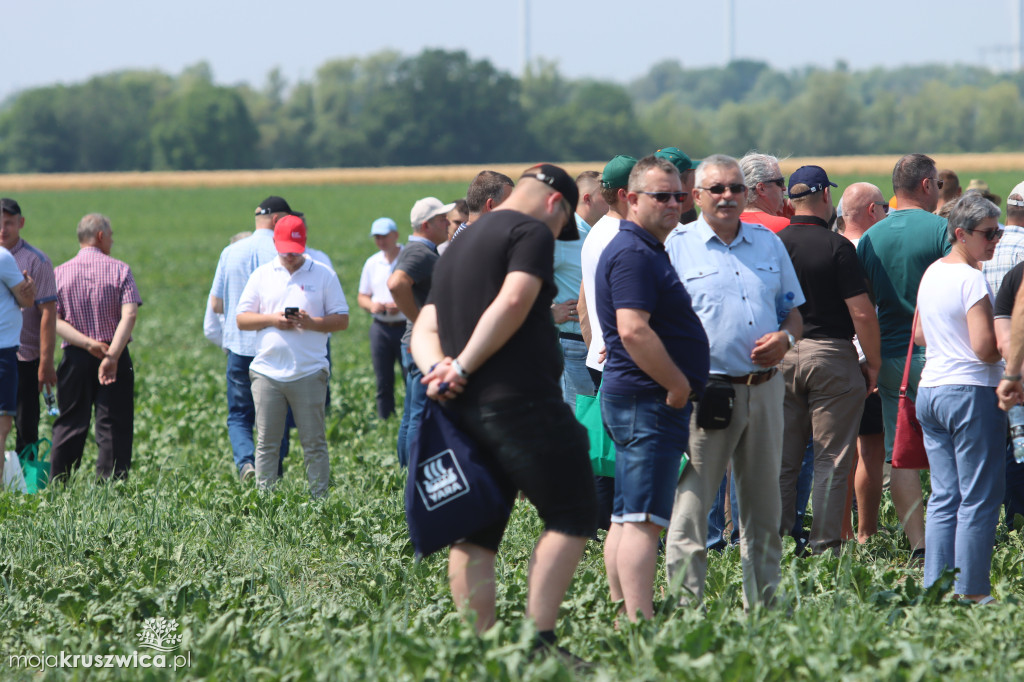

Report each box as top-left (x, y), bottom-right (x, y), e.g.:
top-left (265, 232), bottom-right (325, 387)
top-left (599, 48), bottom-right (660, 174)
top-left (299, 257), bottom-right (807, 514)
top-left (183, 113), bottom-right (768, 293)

top-left (664, 154), bottom-right (804, 608)
top-left (0, 198), bottom-right (58, 454)
top-left (357, 217), bottom-right (406, 420)
top-left (552, 170), bottom-right (606, 410)
top-left (837, 182), bottom-right (888, 543)
top-left (595, 155), bottom-right (709, 621)
top-left (203, 231), bottom-right (252, 349)
top-left (1, 244), bottom-right (35, 479)
top-left (236, 215), bottom-right (349, 497)
top-left (655, 147), bottom-right (699, 224)
top-left (208, 196), bottom-right (306, 481)
top-left (915, 193), bottom-right (1005, 604)
top-left (857, 153), bottom-right (949, 558)
top-left (739, 152), bottom-right (791, 233)
top-left (776, 166), bottom-right (881, 554)
top-left (450, 171), bottom-right (514, 241)
top-left (984, 180), bottom-right (1024, 296)
top-left (389, 196), bottom-right (453, 466)
top-left (935, 169), bottom-right (962, 214)
top-left (49, 214), bottom-right (140, 483)
top-left (410, 163), bottom-right (596, 656)
top-left (438, 199), bottom-right (469, 255)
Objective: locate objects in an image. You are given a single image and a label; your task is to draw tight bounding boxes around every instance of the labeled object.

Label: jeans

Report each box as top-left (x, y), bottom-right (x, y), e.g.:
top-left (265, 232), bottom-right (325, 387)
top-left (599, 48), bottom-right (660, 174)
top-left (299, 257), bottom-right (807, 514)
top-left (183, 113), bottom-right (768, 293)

top-left (397, 344), bottom-right (426, 467)
top-left (1004, 439), bottom-right (1024, 528)
top-left (369, 320), bottom-right (406, 419)
top-left (559, 337), bottom-right (595, 411)
top-left (707, 470), bottom-right (740, 550)
top-left (918, 384), bottom-right (1006, 595)
top-left (226, 351), bottom-right (289, 474)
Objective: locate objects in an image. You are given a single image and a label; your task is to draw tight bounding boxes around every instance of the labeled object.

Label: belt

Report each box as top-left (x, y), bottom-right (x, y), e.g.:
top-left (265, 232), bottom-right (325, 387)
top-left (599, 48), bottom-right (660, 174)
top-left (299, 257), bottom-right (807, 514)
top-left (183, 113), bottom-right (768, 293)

top-left (558, 332), bottom-right (584, 342)
top-left (374, 319), bottom-right (405, 328)
top-left (712, 368), bottom-right (777, 386)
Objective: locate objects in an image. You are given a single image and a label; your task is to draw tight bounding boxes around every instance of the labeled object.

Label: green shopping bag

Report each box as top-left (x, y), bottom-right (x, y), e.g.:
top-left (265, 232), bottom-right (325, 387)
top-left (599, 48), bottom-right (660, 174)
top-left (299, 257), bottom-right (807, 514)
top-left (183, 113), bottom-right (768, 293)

top-left (575, 393), bottom-right (616, 477)
top-left (19, 438), bottom-right (51, 494)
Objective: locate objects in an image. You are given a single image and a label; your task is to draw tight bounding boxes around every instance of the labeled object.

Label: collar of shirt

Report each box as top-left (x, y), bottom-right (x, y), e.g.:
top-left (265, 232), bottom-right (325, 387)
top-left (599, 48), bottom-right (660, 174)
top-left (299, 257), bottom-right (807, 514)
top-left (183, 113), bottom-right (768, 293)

top-left (9, 239), bottom-right (24, 255)
top-left (620, 220), bottom-right (665, 251)
top-left (787, 215), bottom-right (830, 229)
top-left (272, 254), bottom-right (311, 273)
top-left (407, 234), bottom-right (438, 252)
top-left (694, 214), bottom-right (753, 247)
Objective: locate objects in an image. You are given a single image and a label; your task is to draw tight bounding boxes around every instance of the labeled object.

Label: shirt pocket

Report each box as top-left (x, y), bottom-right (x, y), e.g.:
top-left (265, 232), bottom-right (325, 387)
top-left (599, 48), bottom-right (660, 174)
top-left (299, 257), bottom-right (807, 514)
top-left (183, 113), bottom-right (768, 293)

top-left (681, 265), bottom-right (723, 310)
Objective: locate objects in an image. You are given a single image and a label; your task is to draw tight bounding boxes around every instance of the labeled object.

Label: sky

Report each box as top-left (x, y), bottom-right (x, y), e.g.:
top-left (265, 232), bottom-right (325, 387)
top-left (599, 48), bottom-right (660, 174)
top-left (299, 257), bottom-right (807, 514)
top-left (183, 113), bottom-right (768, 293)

top-left (4, 0), bottom-right (1022, 100)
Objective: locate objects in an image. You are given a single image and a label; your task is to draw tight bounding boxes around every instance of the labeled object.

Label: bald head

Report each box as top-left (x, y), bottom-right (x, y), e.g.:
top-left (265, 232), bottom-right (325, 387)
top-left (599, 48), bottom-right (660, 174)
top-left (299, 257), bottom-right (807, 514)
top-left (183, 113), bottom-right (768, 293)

top-left (840, 182), bottom-right (886, 239)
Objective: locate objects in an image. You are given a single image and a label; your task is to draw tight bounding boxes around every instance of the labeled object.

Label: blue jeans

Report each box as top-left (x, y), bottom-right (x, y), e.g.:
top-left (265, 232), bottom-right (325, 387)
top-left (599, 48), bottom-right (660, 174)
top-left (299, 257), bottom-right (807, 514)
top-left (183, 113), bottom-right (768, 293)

top-left (226, 351), bottom-right (290, 474)
top-left (601, 392), bottom-right (691, 528)
top-left (918, 384), bottom-right (1006, 595)
top-left (1005, 440), bottom-right (1024, 528)
top-left (707, 470), bottom-right (739, 550)
top-left (397, 344), bottom-right (426, 467)
top-left (559, 337), bottom-right (595, 411)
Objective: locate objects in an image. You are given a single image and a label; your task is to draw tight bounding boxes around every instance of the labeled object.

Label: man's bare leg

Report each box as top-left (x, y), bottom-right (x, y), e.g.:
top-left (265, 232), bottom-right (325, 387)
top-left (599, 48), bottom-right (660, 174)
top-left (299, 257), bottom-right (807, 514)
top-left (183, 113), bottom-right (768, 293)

top-left (855, 433), bottom-right (886, 543)
top-left (604, 523), bottom-right (624, 605)
top-left (449, 543), bottom-right (497, 633)
top-left (615, 521), bottom-right (662, 621)
top-left (526, 530), bottom-right (587, 631)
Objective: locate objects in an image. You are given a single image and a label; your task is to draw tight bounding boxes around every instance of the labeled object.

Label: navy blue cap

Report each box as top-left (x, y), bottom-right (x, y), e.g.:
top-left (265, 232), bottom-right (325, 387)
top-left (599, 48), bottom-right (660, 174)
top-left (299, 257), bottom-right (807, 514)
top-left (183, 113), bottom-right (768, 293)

top-left (788, 166), bottom-right (837, 199)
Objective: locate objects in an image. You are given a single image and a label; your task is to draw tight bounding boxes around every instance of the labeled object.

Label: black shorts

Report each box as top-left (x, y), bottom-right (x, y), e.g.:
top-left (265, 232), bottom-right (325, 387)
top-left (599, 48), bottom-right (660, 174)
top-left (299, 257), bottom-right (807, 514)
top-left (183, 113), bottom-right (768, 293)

top-left (453, 396), bottom-right (598, 551)
top-left (859, 391), bottom-right (883, 436)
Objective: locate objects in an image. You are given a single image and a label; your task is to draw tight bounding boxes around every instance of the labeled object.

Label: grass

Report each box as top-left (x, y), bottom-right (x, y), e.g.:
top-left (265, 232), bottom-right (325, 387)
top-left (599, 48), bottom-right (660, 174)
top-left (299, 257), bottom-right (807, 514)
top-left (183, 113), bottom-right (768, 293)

top-left (3, 172), bottom-right (1024, 679)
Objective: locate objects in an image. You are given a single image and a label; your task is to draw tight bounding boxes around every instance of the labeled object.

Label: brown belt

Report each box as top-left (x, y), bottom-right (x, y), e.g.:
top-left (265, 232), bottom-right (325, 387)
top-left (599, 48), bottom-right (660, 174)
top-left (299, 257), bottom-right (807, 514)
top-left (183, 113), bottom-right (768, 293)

top-left (712, 368), bottom-right (777, 386)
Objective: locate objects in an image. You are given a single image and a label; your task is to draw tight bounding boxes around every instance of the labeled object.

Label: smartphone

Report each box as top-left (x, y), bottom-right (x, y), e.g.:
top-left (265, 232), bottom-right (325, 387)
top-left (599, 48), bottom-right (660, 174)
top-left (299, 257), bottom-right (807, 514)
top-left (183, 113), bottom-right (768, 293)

top-left (285, 307), bottom-right (299, 319)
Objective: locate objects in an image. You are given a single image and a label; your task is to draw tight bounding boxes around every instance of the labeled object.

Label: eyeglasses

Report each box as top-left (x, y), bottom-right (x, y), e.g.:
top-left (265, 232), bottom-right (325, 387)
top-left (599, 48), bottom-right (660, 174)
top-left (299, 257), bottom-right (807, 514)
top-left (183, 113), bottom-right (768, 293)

top-left (873, 201), bottom-right (889, 214)
top-left (697, 184), bottom-right (747, 196)
top-left (968, 227), bottom-right (1004, 241)
top-left (763, 177), bottom-right (786, 188)
top-left (641, 191), bottom-right (688, 204)
top-left (931, 177), bottom-right (944, 190)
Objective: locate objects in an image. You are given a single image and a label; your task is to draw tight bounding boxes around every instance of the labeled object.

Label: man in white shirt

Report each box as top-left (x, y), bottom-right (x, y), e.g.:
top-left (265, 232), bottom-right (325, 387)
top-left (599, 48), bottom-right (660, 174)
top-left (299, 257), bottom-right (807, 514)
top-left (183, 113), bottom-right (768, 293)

top-left (237, 216), bottom-right (349, 497)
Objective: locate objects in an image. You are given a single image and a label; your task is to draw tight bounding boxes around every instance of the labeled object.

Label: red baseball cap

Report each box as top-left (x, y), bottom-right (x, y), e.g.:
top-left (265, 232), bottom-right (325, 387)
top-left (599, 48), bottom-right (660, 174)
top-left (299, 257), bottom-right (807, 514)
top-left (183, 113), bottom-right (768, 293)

top-left (274, 215), bottom-right (307, 253)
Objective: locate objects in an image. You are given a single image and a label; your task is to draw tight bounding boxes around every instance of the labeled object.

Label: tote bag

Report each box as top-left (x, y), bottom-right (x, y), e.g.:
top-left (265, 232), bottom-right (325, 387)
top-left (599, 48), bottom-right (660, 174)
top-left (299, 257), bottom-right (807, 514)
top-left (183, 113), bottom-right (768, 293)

top-left (892, 313), bottom-right (929, 470)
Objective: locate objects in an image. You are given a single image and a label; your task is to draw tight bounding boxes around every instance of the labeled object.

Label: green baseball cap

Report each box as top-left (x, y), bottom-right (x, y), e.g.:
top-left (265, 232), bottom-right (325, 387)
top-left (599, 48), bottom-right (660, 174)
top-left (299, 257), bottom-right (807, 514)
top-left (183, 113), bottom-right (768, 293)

top-left (655, 147), bottom-right (699, 172)
top-left (601, 155), bottom-right (638, 189)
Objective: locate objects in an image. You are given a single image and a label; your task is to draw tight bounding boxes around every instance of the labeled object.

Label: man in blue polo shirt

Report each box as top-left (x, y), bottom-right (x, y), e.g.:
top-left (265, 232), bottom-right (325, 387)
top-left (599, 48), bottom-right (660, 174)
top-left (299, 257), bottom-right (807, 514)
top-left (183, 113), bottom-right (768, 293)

top-left (595, 155), bottom-right (710, 622)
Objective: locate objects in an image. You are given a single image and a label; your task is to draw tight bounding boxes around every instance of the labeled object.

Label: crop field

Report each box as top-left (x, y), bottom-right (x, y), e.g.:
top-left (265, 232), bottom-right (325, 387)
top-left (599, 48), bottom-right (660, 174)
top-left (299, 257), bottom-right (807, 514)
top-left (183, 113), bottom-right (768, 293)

top-left (3, 162), bottom-right (1024, 680)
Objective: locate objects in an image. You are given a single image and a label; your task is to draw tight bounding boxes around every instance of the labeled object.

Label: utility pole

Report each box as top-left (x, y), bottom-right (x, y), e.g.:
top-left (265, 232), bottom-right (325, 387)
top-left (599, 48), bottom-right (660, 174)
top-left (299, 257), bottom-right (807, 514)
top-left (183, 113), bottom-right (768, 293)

top-left (521, 0), bottom-right (531, 76)
top-left (725, 0), bottom-right (736, 64)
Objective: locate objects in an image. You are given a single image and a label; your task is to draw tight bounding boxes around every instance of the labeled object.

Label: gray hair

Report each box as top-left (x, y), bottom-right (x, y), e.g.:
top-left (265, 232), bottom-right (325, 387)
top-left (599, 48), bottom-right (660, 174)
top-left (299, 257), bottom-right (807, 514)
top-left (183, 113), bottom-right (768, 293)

top-left (627, 156), bottom-right (681, 193)
top-left (946, 193), bottom-right (1001, 243)
top-left (740, 152), bottom-right (781, 192)
top-left (892, 153), bottom-right (936, 196)
top-left (695, 154), bottom-right (744, 188)
top-left (77, 213), bottom-right (111, 244)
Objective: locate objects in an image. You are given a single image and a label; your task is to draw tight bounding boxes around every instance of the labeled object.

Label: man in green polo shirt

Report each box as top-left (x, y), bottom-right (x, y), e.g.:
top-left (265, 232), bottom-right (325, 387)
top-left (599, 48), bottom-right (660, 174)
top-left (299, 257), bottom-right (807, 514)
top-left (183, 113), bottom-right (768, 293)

top-left (856, 153), bottom-right (950, 558)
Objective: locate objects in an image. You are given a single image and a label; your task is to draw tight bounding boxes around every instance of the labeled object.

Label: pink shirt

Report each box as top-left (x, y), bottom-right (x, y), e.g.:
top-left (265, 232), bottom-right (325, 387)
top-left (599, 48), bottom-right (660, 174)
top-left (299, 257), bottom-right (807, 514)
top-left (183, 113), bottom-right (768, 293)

top-left (11, 239), bottom-right (57, 361)
top-left (55, 247), bottom-right (142, 346)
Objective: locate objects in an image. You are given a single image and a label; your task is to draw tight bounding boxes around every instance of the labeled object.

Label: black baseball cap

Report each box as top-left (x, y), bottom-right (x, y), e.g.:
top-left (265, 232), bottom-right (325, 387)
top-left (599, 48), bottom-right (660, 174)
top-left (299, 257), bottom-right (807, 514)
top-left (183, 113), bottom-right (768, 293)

top-left (522, 164), bottom-right (580, 241)
top-left (1, 198), bottom-right (22, 216)
top-left (255, 195), bottom-right (303, 217)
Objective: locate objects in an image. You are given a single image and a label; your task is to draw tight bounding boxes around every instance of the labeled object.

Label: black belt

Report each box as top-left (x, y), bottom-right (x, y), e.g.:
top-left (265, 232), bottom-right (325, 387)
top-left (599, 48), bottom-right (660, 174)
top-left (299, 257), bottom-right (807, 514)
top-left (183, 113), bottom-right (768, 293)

top-left (374, 319), bottom-right (405, 328)
top-left (558, 332), bottom-right (584, 342)
top-left (711, 368), bottom-right (777, 386)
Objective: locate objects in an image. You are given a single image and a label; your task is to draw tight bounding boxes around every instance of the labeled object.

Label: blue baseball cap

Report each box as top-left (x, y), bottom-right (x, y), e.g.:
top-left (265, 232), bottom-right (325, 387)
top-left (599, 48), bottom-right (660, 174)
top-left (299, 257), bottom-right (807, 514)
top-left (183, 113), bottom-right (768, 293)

top-left (370, 217), bottom-right (397, 236)
top-left (788, 166), bottom-right (837, 199)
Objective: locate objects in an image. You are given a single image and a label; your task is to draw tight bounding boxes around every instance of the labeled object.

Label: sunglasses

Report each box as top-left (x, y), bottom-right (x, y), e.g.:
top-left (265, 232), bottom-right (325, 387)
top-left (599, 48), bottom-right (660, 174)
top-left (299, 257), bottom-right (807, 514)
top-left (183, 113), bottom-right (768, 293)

top-left (698, 183), bottom-right (747, 196)
top-left (641, 191), bottom-right (688, 203)
top-left (931, 177), bottom-right (944, 189)
top-left (763, 177), bottom-right (786, 188)
top-left (969, 227), bottom-right (1004, 242)
top-left (874, 201), bottom-right (889, 214)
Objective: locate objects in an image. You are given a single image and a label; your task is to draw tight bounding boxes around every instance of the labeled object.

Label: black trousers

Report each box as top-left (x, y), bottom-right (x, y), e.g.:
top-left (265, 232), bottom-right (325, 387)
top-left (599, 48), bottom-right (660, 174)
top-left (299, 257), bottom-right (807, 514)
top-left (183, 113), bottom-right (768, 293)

top-left (49, 346), bottom-right (134, 482)
top-left (15, 358), bottom-right (40, 453)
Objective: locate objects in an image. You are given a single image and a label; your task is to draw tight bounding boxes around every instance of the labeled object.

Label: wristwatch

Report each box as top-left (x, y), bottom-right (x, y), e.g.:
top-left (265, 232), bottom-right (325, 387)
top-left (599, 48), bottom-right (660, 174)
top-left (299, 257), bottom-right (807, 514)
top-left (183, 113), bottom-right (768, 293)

top-left (784, 331), bottom-right (796, 350)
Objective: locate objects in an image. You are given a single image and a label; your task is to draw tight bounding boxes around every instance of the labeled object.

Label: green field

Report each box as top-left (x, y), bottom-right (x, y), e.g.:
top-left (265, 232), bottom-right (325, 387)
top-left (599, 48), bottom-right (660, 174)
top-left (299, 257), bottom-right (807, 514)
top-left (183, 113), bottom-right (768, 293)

top-left (3, 172), bottom-right (1024, 680)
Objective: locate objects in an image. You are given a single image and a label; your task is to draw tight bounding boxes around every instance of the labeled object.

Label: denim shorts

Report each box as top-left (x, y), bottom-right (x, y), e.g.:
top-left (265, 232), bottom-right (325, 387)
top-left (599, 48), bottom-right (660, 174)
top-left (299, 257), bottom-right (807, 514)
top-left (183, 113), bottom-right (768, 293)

top-left (0, 346), bottom-right (17, 416)
top-left (601, 392), bottom-right (690, 527)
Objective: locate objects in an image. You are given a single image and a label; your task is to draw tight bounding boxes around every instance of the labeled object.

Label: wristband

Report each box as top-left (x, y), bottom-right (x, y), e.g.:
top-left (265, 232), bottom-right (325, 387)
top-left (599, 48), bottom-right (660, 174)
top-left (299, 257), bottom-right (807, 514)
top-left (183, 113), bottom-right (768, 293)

top-left (1003, 374), bottom-right (1023, 382)
top-left (452, 358), bottom-right (469, 379)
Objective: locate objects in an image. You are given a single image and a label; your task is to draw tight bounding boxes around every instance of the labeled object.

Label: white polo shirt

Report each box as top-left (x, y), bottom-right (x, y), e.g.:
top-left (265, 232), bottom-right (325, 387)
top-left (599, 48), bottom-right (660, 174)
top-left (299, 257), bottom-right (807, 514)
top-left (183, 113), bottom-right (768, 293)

top-left (357, 246), bottom-right (406, 324)
top-left (237, 255), bottom-right (349, 381)
top-left (580, 214), bottom-right (621, 371)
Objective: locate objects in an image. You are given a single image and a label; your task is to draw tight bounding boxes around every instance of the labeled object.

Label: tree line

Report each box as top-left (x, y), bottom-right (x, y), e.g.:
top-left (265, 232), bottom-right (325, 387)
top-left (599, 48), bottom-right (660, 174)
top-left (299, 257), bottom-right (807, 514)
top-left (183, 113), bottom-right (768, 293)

top-left (3, 50), bottom-right (1024, 173)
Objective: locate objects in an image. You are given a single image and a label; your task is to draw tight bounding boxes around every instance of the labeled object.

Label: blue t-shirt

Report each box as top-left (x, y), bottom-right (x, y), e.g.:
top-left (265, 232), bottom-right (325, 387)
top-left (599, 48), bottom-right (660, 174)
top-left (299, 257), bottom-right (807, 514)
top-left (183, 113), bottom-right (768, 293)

top-left (595, 222), bottom-right (709, 398)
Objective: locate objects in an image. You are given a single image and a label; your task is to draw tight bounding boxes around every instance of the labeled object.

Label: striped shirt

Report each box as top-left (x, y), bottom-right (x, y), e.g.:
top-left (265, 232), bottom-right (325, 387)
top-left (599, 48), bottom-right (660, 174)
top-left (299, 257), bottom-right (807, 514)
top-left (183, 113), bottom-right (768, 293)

top-left (55, 247), bottom-right (142, 347)
top-left (10, 239), bottom-right (57, 361)
top-left (983, 223), bottom-right (1024, 296)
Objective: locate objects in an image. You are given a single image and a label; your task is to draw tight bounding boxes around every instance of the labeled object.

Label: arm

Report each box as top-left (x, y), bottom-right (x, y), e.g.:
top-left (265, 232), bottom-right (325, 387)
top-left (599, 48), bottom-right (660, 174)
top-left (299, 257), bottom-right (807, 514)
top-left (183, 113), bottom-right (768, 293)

top-left (387, 270), bottom-right (419, 322)
top-left (37, 302), bottom-right (57, 389)
top-left (99, 302), bottom-right (138, 385)
top-left (846, 293), bottom-right (881, 394)
top-left (210, 296), bottom-right (224, 314)
top-left (411, 304), bottom-right (464, 401)
top-left (236, 311), bottom-right (296, 331)
top-left (998, 282), bottom-right (1024, 409)
top-left (996, 317), bottom-right (1013, 364)
top-left (578, 283), bottom-right (592, 348)
top-left (12, 272), bottom-right (35, 309)
top-left (293, 311), bottom-right (349, 333)
top-left (551, 298), bottom-right (576, 326)
top-left (617, 307), bottom-right (691, 407)
top-left (357, 293), bottom-right (385, 315)
top-left (56, 319), bottom-right (109, 358)
top-left (914, 314), bottom-right (926, 347)
top-left (966, 297), bottom-right (1001, 364)
top-left (751, 307), bottom-right (803, 367)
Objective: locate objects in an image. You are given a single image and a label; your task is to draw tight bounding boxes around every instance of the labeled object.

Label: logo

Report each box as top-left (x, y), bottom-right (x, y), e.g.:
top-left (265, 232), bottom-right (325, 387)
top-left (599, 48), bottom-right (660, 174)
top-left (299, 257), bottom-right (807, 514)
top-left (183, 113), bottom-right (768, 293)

top-left (136, 617), bottom-right (182, 652)
top-left (415, 449), bottom-right (470, 510)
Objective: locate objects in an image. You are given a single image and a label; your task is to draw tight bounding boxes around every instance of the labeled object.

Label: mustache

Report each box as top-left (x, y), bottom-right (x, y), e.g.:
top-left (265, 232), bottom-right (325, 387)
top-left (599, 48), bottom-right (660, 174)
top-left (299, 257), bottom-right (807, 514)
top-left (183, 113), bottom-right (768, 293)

top-left (715, 200), bottom-right (739, 209)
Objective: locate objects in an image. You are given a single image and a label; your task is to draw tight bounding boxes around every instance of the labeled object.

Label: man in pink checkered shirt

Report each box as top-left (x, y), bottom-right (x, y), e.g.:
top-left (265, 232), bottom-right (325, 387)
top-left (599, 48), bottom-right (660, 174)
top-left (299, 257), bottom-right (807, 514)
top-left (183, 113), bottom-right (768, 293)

top-left (50, 214), bottom-right (142, 483)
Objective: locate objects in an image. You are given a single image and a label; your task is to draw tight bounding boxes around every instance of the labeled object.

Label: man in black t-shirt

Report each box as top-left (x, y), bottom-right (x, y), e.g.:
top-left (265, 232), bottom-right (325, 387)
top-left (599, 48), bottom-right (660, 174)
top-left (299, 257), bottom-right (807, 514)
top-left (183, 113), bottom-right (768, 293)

top-left (410, 164), bottom-right (596, 656)
top-left (993, 262), bottom-right (1024, 526)
top-left (777, 166), bottom-right (882, 554)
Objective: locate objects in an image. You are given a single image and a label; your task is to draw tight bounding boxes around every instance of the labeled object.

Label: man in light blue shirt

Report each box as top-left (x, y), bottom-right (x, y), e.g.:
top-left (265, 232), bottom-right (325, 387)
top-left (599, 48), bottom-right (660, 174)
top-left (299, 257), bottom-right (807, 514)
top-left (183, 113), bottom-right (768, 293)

top-left (553, 170), bottom-right (607, 409)
top-left (1, 245), bottom-right (35, 479)
top-left (663, 154), bottom-right (804, 609)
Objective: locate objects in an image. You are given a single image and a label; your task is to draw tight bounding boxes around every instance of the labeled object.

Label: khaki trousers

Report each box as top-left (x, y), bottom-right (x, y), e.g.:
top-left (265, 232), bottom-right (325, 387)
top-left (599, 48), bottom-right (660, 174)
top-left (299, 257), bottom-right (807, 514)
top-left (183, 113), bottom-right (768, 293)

top-left (778, 338), bottom-right (865, 553)
top-left (665, 372), bottom-right (784, 608)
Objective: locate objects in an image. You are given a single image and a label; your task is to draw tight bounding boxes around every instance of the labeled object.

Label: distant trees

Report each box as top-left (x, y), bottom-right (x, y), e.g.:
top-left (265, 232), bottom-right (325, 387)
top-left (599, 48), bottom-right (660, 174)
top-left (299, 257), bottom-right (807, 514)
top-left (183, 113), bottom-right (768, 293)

top-left (3, 51), bottom-right (1024, 173)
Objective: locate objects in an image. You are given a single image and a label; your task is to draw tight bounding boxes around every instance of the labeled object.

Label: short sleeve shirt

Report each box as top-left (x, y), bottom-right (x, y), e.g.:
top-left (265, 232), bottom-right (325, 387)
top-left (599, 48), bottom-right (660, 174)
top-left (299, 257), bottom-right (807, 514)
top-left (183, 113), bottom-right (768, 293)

top-left (994, 261), bottom-right (1024, 318)
top-left (580, 213), bottom-right (622, 370)
top-left (0, 246), bottom-right (25, 349)
top-left (358, 245), bottom-right (405, 324)
top-left (393, 236), bottom-right (439, 344)
top-left (778, 215), bottom-right (867, 340)
top-left (11, 239), bottom-right (57, 361)
top-left (595, 222), bottom-right (709, 398)
top-left (552, 213), bottom-right (590, 335)
top-left (665, 217), bottom-right (805, 376)
top-left (209, 229), bottom-right (280, 357)
top-left (55, 247), bottom-right (142, 347)
top-left (429, 209), bottom-right (561, 405)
